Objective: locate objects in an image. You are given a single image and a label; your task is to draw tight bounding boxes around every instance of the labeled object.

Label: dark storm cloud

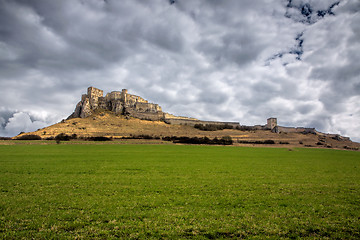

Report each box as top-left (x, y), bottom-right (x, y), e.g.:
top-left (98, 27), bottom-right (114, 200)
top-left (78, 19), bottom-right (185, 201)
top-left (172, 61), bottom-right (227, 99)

top-left (0, 0), bottom-right (359, 141)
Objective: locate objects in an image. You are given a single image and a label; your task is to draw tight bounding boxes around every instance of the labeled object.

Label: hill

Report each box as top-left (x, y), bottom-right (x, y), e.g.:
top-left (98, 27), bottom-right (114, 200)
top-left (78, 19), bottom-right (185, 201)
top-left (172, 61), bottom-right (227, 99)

top-left (11, 86), bottom-right (359, 150)
top-left (14, 109), bottom-right (360, 150)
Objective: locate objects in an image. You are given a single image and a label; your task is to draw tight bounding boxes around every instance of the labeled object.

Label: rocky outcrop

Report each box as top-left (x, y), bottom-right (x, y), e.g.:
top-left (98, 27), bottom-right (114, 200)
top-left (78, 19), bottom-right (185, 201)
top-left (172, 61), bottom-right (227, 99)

top-left (69, 87), bottom-right (166, 121)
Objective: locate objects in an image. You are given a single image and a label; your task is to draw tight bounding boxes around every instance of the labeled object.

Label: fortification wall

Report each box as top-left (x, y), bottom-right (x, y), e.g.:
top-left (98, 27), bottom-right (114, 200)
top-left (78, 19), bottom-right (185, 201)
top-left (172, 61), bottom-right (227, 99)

top-left (165, 118), bottom-right (240, 128)
top-left (135, 102), bottom-right (162, 113)
top-left (126, 94), bottom-right (148, 104)
top-left (87, 87), bottom-right (103, 99)
top-left (105, 91), bottom-right (122, 102)
top-left (127, 109), bottom-right (164, 121)
top-left (277, 126), bottom-right (316, 134)
top-left (164, 113), bottom-right (198, 121)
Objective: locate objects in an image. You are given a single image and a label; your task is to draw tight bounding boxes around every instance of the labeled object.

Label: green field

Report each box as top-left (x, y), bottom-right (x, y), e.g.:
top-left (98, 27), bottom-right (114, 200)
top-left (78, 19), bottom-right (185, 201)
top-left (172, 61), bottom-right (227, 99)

top-left (0, 144), bottom-right (359, 239)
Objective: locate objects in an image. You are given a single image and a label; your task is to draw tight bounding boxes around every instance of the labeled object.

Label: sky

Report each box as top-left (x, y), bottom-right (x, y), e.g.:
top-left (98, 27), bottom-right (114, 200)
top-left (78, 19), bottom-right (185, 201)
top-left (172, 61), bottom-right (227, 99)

top-left (0, 0), bottom-right (359, 142)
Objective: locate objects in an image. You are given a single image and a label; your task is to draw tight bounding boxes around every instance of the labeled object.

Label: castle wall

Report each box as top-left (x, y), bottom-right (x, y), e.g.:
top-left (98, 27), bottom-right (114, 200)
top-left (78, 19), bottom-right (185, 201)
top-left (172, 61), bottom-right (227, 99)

top-left (277, 126), bottom-right (316, 134)
top-left (106, 91), bottom-right (122, 102)
top-left (126, 94), bottom-right (148, 103)
top-left (165, 118), bottom-right (240, 128)
top-left (163, 113), bottom-right (198, 121)
top-left (87, 87), bottom-right (103, 99)
top-left (135, 102), bottom-right (162, 113)
top-left (124, 93), bottom-right (148, 108)
top-left (127, 109), bottom-right (164, 121)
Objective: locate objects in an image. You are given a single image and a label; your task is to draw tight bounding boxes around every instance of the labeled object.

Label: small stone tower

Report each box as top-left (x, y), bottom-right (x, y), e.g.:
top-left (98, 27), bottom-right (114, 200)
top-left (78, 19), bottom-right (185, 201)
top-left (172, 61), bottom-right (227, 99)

top-left (121, 89), bottom-right (128, 102)
top-left (267, 118), bottom-right (277, 131)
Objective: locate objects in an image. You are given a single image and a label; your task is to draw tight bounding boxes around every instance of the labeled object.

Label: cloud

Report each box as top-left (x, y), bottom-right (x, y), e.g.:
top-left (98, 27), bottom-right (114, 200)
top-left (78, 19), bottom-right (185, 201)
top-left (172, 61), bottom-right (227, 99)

top-left (0, 109), bottom-right (54, 137)
top-left (0, 0), bottom-right (359, 142)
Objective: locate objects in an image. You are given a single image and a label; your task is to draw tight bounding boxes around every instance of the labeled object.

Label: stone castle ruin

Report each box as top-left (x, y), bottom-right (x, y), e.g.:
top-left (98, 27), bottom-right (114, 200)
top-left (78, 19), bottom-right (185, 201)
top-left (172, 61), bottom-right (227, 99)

top-left (69, 87), bottom-right (243, 128)
top-left (69, 86), bottom-right (318, 134)
top-left (70, 87), bottom-right (164, 121)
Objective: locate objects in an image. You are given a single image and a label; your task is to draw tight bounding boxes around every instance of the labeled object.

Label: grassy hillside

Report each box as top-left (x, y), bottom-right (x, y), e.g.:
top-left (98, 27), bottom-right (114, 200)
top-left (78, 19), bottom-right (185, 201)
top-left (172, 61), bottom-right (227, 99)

top-left (1, 145), bottom-right (359, 239)
top-left (13, 110), bottom-right (360, 150)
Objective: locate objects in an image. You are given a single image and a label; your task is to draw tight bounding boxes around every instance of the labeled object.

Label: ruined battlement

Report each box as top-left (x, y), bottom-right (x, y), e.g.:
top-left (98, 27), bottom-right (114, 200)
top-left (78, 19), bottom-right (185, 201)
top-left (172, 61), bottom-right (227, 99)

top-left (88, 87), bottom-right (103, 99)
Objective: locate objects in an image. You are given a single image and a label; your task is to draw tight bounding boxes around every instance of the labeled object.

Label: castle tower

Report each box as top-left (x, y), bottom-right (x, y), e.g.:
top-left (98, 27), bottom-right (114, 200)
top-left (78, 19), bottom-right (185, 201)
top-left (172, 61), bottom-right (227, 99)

top-left (87, 87), bottom-right (103, 109)
top-left (267, 118), bottom-right (277, 130)
top-left (121, 89), bottom-right (128, 102)
top-left (87, 87), bottom-right (103, 99)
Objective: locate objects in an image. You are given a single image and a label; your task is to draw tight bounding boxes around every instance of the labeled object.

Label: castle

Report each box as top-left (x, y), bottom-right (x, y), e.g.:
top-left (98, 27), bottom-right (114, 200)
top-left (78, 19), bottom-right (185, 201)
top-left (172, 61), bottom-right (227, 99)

top-left (69, 86), bottom-right (319, 134)
top-left (69, 87), bottom-right (242, 128)
top-left (70, 87), bottom-right (164, 121)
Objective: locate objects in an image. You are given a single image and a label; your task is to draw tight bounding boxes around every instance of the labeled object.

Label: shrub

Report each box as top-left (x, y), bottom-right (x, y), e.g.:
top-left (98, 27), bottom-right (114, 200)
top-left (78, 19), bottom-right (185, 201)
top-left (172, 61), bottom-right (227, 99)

top-left (237, 140), bottom-right (275, 144)
top-left (166, 136), bottom-right (233, 145)
top-left (236, 126), bottom-right (254, 131)
top-left (86, 136), bottom-right (112, 141)
top-left (55, 133), bottom-right (71, 141)
top-left (162, 136), bottom-right (172, 142)
top-left (17, 134), bottom-right (42, 140)
top-left (194, 124), bottom-right (234, 131)
top-left (122, 135), bottom-right (154, 140)
top-left (220, 136), bottom-right (233, 145)
top-left (0, 137), bottom-right (12, 140)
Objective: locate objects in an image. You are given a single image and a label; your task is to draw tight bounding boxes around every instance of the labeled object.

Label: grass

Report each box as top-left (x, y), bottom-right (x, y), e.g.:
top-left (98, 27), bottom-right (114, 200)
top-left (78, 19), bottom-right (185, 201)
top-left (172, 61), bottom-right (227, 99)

top-left (0, 144), bottom-right (359, 239)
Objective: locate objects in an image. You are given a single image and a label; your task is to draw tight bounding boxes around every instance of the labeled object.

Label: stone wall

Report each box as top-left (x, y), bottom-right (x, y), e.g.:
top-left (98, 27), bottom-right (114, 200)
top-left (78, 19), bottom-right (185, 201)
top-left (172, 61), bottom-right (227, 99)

top-left (164, 118), bottom-right (240, 128)
top-left (134, 102), bottom-right (162, 113)
top-left (88, 87), bottom-right (103, 99)
top-left (163, 113), bottom-right (198, 121)
top-left (127, 109), bottom-right (165, 121)
top-left (277, 126), bottom-right (316, 134)
top-left (105, 91), bottom-right (122, 102)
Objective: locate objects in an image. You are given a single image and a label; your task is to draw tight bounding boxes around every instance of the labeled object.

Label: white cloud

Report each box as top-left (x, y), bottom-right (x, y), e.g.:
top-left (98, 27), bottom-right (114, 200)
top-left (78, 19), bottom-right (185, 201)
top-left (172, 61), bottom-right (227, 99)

top-left (0, 112), bottom-right (47, 137)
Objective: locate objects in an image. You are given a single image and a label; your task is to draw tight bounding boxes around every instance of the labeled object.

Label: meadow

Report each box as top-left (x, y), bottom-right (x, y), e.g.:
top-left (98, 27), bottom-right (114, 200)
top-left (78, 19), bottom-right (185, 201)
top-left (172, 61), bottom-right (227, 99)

top-left (0, 144), bottom-right (359, 239)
